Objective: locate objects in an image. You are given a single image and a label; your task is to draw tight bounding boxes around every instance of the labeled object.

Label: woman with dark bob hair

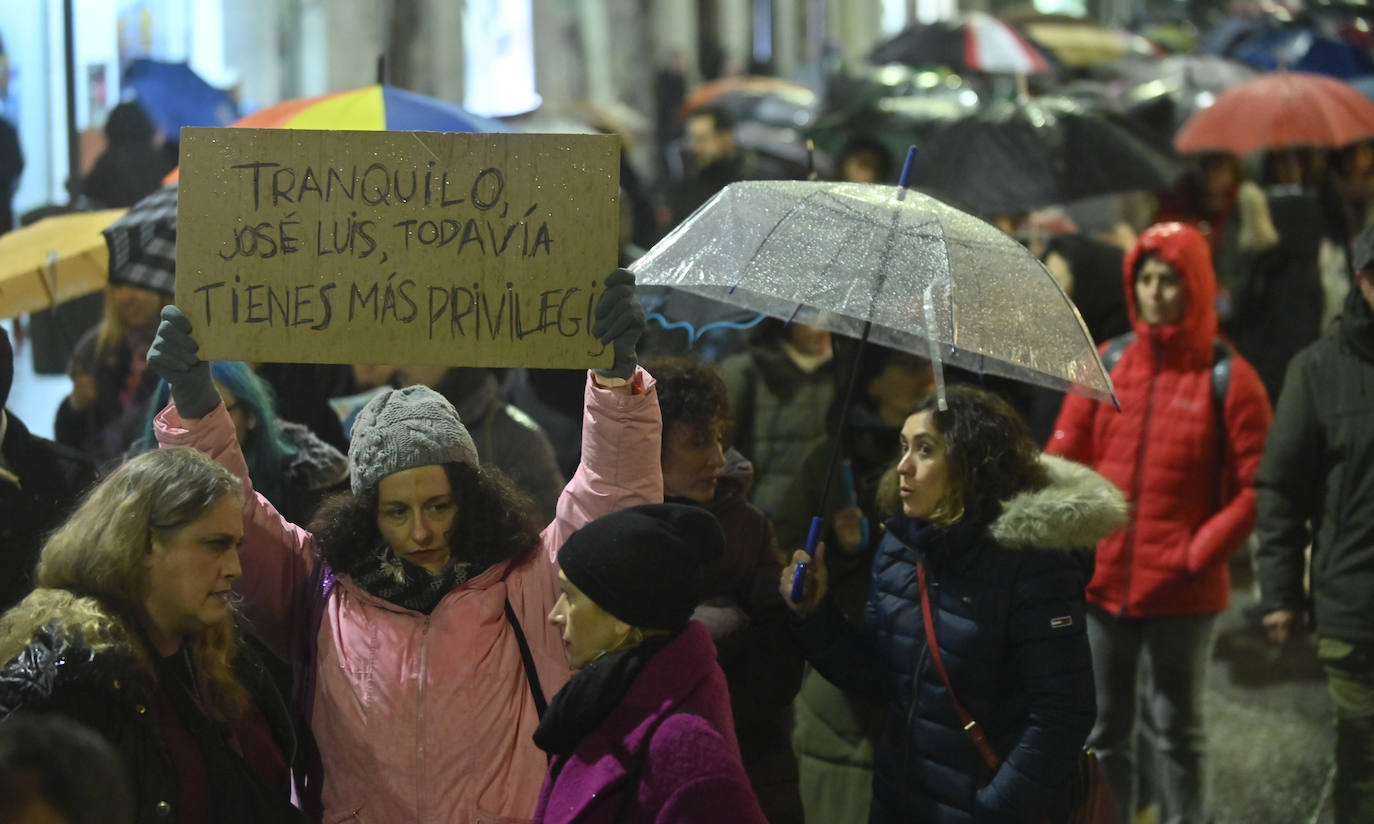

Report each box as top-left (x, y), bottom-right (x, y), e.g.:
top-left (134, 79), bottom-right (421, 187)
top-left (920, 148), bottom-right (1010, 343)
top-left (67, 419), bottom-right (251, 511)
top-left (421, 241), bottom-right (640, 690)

top-left (145, 271), bottom-right (661, 823)
top-left (0, 447), bottom-right (300, 824)
top-left (782, 384), bottom-right (1127, 823)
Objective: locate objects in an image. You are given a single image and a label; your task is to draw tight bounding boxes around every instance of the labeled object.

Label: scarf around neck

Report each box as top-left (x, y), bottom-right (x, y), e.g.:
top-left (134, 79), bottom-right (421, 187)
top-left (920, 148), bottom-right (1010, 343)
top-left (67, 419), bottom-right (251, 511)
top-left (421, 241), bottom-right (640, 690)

top-left (533, 632), bottom-right (675, 757)
top-left (342, 543), bottom-right (473, 614)
top-left (152, 648), bottom-right (302, 824)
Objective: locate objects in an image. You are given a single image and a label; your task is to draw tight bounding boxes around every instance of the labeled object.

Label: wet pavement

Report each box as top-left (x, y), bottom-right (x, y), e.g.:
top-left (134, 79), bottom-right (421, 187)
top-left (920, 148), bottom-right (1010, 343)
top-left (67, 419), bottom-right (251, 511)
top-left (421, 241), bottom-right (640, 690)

top-left (1171, 555), bottom-right (1333, 824)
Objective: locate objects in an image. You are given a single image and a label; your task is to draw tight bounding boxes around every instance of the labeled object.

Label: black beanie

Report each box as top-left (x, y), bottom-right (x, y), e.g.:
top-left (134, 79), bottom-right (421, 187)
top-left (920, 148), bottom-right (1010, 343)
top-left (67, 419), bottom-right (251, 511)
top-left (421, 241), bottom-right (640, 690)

top-left (558, 503), bottom-right (725, 632)
top-left (0, 326), bottom-right (12, 410)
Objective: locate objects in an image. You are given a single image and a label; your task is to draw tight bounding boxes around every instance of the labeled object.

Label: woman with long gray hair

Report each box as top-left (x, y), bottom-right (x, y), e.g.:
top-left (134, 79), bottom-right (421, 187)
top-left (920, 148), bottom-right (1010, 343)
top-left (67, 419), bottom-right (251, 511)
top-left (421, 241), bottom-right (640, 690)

top-left (0, 447), bottom-right (300, 824)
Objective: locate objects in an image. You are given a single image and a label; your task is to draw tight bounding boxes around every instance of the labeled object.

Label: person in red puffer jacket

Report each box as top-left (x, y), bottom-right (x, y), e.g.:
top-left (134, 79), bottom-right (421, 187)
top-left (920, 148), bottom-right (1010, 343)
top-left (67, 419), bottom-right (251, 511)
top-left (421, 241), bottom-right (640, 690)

top-left (1046, 221), bottom-right (1272, 824)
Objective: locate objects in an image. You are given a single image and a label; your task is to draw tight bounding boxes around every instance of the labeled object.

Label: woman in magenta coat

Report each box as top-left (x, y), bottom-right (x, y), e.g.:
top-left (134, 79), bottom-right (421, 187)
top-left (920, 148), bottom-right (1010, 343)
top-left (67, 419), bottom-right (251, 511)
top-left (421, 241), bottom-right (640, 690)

top-left (533, 504), bottom-right (768, 824)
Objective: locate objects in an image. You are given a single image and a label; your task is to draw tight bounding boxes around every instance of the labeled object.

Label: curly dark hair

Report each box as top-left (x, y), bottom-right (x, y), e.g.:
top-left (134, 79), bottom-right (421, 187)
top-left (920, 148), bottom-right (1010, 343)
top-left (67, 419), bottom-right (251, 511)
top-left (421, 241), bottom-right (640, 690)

top-left (877, 385), bottom-right (1048, 525)
top-left (309, 462), bottom-right (542, 576)
top-left (644, 355), bottom-right (729, 448)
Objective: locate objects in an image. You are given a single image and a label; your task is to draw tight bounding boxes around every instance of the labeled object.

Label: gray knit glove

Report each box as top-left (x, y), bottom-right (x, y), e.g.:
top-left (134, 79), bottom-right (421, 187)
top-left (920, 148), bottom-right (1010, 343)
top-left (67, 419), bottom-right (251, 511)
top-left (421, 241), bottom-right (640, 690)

top-left (592, 268), bottom-right (646, 381)
top-left (147, 305), bottom-right (220, 419)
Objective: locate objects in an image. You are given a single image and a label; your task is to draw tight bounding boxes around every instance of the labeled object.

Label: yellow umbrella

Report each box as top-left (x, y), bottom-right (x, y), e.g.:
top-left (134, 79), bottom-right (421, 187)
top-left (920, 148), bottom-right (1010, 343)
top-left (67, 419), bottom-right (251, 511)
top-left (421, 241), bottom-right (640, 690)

top-left (0, 208), bottom-right (126, 320)
top-left (1008, 13), bottom-right (1160, 68)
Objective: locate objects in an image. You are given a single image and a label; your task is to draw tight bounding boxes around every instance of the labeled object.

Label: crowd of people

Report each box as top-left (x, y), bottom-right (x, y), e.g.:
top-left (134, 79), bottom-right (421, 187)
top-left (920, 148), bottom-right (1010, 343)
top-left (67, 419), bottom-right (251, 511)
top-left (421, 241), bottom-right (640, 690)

top-left (1, 36), bottom-right (1373, 824)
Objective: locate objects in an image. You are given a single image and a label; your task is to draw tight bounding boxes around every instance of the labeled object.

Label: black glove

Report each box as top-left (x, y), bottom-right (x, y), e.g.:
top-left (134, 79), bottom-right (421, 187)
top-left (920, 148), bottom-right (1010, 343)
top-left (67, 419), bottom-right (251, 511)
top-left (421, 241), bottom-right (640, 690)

top-left (147, 305), bottom-right (220, 419)
top-left (592, 268), bottom-right (646, 381)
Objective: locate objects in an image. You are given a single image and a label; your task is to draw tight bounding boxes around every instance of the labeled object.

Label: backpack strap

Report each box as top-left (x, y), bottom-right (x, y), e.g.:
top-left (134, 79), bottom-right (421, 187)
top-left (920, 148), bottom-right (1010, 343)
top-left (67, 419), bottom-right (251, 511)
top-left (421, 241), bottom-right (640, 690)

top-left (610, 710), bottom-right (682, 824)
top-left (505, 599), bottom-right (548, 718)
top-left (1099, 332), bottom-right (1134, 374)
top-left (1211, 339), bottom-right (1233, 427)
top-left (1210, 340), bottom-right (1235, 505)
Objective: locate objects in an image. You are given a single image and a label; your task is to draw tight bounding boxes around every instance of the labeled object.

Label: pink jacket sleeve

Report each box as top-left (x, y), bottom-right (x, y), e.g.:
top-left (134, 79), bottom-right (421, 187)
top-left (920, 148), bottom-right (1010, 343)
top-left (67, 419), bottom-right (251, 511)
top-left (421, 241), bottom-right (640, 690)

top-left (1187, 356), bottom-right (1273, 574)
top-left (155, 402), bottom-right (314, 659)
top-left (511, 368), bottom-right (664, 694)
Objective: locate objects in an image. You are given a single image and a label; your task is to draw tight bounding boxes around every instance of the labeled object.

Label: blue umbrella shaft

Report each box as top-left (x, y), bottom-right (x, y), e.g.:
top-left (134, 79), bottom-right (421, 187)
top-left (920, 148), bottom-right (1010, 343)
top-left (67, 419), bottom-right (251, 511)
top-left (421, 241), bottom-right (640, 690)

top-left (790, 515), bottom-right (826, 603)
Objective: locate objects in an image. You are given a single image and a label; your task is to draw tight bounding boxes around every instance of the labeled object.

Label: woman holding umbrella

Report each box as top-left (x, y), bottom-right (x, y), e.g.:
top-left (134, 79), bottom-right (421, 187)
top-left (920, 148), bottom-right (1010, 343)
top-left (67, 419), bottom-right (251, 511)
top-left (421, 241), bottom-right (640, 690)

top-left (145, 270), bottom-right (661, 824)
top-left (783, 384), bottom-right (1126, 823)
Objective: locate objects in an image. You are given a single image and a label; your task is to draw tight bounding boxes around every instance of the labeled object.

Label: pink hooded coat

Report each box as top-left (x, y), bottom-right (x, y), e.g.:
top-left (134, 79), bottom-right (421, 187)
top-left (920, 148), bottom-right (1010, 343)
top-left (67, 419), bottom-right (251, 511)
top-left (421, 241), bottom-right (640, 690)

top-left (156, 369), bottom-right (663, 824)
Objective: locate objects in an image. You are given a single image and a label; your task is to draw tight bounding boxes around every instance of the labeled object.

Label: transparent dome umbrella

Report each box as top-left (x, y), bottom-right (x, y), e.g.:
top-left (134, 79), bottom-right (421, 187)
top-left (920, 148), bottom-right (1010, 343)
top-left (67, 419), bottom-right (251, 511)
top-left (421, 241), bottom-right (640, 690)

top-left (629, 172), bottom-right (1116, 599)
top-left (630, 179), bottom-right (1116, 407)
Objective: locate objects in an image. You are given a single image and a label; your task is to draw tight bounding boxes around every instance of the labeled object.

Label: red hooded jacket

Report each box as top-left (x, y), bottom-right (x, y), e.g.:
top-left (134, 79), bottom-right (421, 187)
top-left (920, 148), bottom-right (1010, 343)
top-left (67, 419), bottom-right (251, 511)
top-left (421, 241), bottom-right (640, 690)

top-left (1047, 223), bottom-right (1272, 617)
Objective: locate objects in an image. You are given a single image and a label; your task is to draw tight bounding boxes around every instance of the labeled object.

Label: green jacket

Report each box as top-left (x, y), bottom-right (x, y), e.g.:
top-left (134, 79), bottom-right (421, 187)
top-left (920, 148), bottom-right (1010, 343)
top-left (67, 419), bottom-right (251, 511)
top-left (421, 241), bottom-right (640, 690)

top-left (720, 342), bottom-right (835, 518)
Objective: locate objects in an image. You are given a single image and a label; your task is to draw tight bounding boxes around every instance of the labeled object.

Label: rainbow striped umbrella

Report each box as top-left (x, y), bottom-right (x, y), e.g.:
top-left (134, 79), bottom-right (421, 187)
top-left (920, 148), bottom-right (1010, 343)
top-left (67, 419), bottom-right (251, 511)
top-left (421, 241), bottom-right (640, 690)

top-left (164, 84), bottom-right (511, 183)
top-left (232, 84), bottom-right (511, 132)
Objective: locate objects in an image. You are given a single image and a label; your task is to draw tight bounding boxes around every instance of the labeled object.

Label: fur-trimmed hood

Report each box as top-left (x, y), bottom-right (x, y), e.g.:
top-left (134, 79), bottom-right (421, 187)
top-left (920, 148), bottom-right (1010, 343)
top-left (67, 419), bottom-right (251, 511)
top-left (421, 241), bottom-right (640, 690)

top-left (989, 454), bottom-right (1127, 551)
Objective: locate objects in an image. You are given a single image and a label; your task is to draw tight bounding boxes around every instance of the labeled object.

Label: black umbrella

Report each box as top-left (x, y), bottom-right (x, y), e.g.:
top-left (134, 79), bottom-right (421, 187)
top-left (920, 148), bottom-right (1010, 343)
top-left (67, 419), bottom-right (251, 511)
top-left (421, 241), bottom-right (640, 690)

top-left (906, 96), bottom-right (1183, 217)
top-left (102, 183), bottom-right (178, 294)
top-left (805, 93), bottom-right (979, 175)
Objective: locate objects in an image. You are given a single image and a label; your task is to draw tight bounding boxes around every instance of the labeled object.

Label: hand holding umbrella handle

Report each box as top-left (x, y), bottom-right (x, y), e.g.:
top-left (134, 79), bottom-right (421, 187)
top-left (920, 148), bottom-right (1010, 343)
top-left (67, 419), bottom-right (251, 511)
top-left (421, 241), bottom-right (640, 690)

top-left (789, 516), bottom-right (825, 604)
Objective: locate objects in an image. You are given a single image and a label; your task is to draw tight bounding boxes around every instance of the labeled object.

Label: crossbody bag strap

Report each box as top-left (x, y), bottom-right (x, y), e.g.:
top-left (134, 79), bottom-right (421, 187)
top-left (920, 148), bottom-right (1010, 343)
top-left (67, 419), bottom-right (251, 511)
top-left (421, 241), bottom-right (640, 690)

top-left (504, 599), bottom-right (548, 718)
top-left (916, 560), bottom-right (1001, 771)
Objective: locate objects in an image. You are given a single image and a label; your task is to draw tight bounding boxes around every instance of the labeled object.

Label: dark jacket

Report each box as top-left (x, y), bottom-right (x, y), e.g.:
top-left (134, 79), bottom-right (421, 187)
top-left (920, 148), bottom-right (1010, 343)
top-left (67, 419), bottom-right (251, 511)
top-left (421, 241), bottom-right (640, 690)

top-left (677, 449), bottom-right (802, 820)
top-left (793, 456), bottom-right (1126, 824)
top-left (55, 325), bottom-right (161, 466)
top-left (0, 623), bottom-right (299, 824)
top-left (0, 413), bottom-right (96, 612)
top-left (275, 420), bottom-right (349, 525)
top-left (1254, 286), bottom-right (1374, 643)
top-left (437, 368), bottom-right (565, 524)
top-left (1048, 222), bottom-right (1272, 618)
top-left (773, 408), bottom-right (893, 823)
top-left (720, 340), bottom-right (835, 517)
top-left (532, 622), bottom-right (767, 824)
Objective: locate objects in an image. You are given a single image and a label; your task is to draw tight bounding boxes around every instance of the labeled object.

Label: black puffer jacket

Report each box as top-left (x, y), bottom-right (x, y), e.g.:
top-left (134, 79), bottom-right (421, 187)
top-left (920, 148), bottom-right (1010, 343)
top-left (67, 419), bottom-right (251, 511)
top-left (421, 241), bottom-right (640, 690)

top-left (793, 456), bottom-right (1126, 823)
top-left (0, 624), bottom-right (298, 824)
top-left (1255, 286), bottom-right (1374, 643)
top-left (0, 413), bottom-right (97, 612)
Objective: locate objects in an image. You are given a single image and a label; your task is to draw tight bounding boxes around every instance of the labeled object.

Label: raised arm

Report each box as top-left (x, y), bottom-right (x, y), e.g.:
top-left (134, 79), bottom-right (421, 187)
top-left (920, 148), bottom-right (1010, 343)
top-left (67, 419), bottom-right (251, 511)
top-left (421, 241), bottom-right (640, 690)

top-left (148, 306), bottom-right (314, 659)
top-left (512, 270), bottom-right (662, 685)
top-left (542, 268), bottom-right (662, 553)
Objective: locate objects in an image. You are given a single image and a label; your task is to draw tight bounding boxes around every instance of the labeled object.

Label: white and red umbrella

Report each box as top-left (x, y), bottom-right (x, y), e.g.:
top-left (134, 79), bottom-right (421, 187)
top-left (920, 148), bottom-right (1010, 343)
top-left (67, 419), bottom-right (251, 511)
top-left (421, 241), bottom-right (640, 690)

top-left (870, 12), bottom-right (1054, 76)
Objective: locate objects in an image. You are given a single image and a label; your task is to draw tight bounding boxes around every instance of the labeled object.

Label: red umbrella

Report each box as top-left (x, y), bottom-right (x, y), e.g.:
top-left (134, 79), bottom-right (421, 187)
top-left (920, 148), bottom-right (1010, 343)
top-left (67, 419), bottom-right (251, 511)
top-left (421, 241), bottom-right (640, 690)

top-left (1174, 71), bottom-right (1374, 155)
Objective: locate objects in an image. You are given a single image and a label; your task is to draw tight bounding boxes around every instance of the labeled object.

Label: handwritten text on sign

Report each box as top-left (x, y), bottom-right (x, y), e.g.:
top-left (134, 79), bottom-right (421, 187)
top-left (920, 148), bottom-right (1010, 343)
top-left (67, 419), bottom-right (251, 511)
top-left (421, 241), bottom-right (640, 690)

top-left (176, 128), bottom-right (619, 368)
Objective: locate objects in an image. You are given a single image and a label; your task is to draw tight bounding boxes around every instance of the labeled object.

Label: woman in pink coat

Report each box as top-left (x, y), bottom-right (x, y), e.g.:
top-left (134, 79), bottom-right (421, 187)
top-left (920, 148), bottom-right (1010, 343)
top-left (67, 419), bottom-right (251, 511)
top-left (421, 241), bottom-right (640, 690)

top-left (148, 271), bottom-right (661, 824)
top-left (534, 503), bottom-right (767, 824)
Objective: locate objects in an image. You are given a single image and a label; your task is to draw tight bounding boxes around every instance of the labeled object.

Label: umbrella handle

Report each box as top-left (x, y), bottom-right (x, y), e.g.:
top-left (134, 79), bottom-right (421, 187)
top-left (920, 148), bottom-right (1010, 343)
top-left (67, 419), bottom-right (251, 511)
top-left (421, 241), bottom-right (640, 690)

top-left (789, 516), bottom-right (825, 603)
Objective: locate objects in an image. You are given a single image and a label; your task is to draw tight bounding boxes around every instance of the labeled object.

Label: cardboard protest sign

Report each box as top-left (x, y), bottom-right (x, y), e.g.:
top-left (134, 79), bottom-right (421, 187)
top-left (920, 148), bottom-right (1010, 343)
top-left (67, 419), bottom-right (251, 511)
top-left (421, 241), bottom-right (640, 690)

top-left (176, 128), bottom-right (619, 368)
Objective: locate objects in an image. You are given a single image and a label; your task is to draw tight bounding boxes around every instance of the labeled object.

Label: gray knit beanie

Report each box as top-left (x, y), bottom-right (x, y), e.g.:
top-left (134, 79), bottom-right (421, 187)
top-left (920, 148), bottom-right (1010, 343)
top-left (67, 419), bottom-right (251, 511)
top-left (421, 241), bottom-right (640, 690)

top-left (347, 385), bottom-right (479, 495)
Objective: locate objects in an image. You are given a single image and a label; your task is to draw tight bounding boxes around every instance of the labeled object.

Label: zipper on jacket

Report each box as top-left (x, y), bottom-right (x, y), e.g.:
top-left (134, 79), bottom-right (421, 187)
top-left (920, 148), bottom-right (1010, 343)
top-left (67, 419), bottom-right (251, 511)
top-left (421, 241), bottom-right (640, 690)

top-left (416, 615), bottom-right (432, 822)
top-left (905, 565), bottom-right (931, 813)
top-left (1119, 345), bottom-right (1161, 618)
top-left (906, 639), bottom-right (928, 812)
